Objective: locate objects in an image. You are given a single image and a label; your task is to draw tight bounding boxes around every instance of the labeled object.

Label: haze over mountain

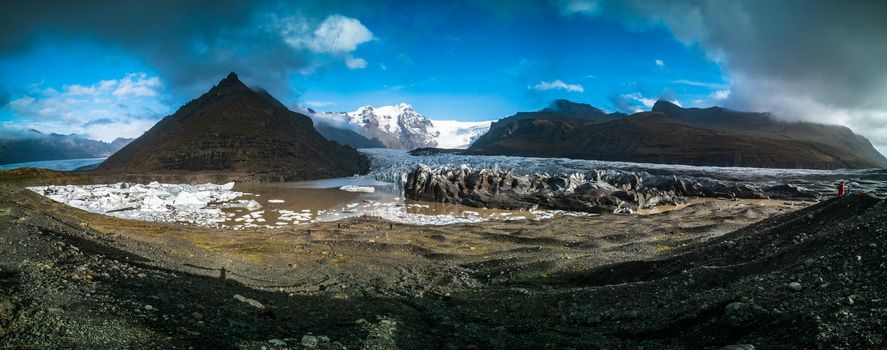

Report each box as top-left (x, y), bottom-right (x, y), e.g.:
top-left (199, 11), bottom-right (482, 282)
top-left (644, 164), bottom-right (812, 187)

top-left (312, 123), bottom-right (386, 149)
top-left (469, 100), bottom-right (887, 169)
top-left (0, 130), bottom-right (131, 165)
top-left (311, 104), bottom-right (492, 150)
top-left (99, 73), bottom-right (369, 181)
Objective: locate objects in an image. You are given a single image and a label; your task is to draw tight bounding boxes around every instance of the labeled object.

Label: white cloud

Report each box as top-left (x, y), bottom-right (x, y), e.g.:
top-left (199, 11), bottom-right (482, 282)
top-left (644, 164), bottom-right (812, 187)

top-left (622, 93), bottom-right (656, 108)
top-left (303, 101), bottom-right (335, 108)
top-left (5, 73), bottom-right (169, 141)
top-left (556, 0), bottom-right (601, 15)
top-left (65, 84), bottom-right (97, 96)
top-left (273, 14), bottom-right (374, 71)
top-left (112, 73), bottom-right (161, 97)
top-left (344, 55), bottom-right (368, 69)
top-left (655, 59), bottom-right (665, 68)
top-left (672, 79), bottom-right (728, 89)
top-left (532, 79), bottom-right (584, 93)
top-left (711, 89), bottom-right (731, 101)
top-left (310, 15), bottom-right (374, 53)
top-left (279, 15), bottom-right (374, 54)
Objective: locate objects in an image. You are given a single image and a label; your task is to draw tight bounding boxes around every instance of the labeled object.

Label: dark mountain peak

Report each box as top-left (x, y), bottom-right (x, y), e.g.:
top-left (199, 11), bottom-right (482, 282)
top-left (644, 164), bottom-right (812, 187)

top-left (651, 99), bottom-right (682, 114)
top-left (210, 71), bottom-right (250, 95)
top-left (98, 72), bottom-right (370, 181)
top-left (543, 99), bottom-right (605, 115)
top-left (252, 87), bottom-right (289, 110)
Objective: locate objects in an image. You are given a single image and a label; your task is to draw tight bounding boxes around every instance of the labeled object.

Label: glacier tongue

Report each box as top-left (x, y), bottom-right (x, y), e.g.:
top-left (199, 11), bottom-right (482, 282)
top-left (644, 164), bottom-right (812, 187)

top-left (431, 120), bottom-right (493, 149)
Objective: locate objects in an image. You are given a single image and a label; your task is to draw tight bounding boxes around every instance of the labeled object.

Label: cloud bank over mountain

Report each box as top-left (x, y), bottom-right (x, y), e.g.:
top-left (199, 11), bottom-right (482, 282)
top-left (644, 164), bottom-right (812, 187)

top-left (555, 0), bottom-right (887, 151)
top-left (0, 1), bottom-right (375, 99)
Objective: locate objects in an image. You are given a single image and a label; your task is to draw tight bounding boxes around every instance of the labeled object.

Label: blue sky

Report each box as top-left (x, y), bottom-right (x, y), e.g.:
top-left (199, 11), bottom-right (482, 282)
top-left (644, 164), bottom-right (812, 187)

top-left (0, 1), bottom-right (730, 141)
top-left (296, 3), bottom-right (728, 120)
top-left (0, 0), bottom-right (884, 155)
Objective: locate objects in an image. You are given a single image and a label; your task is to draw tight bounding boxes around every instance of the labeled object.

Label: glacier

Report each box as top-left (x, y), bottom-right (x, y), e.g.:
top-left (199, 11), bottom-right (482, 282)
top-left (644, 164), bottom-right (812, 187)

top-left (360, 148), bottom-right (887, 197)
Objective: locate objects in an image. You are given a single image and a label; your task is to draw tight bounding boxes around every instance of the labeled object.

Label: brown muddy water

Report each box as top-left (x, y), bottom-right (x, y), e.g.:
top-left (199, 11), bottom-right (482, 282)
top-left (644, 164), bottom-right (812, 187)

top-left (224, 178), bottom-right (554, 228)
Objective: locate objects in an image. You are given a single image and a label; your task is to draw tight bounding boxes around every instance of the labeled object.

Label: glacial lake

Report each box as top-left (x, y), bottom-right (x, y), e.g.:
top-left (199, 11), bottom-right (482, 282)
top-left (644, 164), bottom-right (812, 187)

top-left (0, 157), bottom-right (106, 171)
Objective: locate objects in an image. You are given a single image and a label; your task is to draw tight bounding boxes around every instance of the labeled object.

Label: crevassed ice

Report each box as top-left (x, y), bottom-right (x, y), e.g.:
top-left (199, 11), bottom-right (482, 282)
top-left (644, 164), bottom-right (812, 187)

top-left (360, 148), bottom-right (887, 196)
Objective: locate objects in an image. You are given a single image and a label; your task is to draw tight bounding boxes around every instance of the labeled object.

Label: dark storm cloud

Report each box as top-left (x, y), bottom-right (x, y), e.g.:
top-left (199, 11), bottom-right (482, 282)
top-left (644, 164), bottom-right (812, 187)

top-left (602, 0), bottom-right (887, 110)
top-left (0, 0), bottom-right (374, 99)
top-left (81, 118), bottom-right (115, 127)
top-left (553, 0), bottom-right (887, 150)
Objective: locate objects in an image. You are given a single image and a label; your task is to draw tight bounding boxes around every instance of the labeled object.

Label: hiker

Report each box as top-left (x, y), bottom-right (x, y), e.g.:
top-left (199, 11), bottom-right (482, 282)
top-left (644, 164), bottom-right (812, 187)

top-left (836, 181), bottom-right (846, 197)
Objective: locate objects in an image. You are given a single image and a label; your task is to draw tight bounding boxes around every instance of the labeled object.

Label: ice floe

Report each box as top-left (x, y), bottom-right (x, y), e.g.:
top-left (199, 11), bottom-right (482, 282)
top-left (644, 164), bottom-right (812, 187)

top-left (339, 185), bottom-right (375, 193)
top-left (28, 182), bottom-right (241, 226)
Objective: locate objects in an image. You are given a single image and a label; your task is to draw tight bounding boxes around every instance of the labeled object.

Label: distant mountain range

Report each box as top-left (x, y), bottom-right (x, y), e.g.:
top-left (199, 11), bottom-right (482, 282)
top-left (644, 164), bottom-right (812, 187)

top-left (311, 104), bottom-right (492, 150)
top-left (0, 130), bottom-right (131, 165)
top-left (98, 72), bottom-right (369, 181)
top-left (468, 99), bottom-right (887, 169)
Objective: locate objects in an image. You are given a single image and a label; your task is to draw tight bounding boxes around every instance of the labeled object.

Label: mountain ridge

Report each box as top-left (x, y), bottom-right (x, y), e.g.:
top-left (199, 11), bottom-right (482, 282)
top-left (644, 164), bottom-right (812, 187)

top-left (0, 130), bottom-right (132, 165)
top-left (468, 99), bottom-right (886, 169)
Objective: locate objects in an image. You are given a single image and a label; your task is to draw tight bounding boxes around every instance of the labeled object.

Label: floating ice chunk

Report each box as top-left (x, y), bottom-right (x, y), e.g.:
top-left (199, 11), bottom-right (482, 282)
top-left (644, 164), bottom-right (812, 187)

top-left (227, 199), bottom-right (262, 211)
top-left (339, 185), bottom-right (375, 193)
top-left (268, 199), bottom-right (285, 203)
top-left (141, 195), bottom-right (170, 212)
top-left (173, 191), bottom-right (206, 208)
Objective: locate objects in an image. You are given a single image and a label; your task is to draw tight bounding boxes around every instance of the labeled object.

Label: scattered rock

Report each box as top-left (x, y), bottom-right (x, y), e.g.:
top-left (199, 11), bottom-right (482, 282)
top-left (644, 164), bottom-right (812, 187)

top-left (301, 335), bottom-right (318, 348)
top-left (0, 300), bottom-right (15, 321)
top-left (788, 282), bottom-right (803, 292)
top-left (720, 345), bottom-right (755, 350)
top-left (233, 294), bottom-right (265, 310)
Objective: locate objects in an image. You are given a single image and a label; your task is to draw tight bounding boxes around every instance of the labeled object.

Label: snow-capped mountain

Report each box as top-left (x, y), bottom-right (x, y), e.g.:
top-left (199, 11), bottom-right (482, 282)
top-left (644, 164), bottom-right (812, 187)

top-left (346, 103), bottom-right (438, 149)
top-left (310, 103), bottom-right (493, 150)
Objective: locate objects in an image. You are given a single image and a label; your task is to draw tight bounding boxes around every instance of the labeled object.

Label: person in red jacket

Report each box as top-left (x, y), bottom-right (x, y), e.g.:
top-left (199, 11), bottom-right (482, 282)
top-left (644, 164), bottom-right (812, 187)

top-left (836, 181), bottom-right (846, 197)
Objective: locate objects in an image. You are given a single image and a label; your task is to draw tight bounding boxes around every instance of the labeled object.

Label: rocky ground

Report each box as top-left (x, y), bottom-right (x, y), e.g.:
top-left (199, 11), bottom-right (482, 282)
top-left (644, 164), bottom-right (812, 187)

top-left (0, 182), bottom-right (885, 349)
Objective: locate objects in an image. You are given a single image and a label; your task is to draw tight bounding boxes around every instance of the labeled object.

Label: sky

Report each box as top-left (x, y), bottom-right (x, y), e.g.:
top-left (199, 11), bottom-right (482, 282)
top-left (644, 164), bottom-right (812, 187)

top-left (0, 0), bottom-right (885, 154)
